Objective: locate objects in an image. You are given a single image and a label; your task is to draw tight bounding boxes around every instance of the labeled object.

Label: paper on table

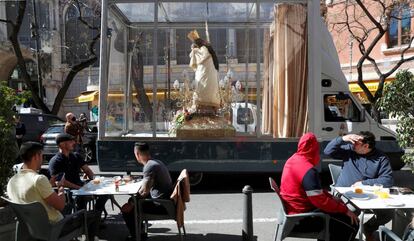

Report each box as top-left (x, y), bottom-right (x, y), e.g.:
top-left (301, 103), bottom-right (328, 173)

top-left (383, 198), bottom-right (405, 207)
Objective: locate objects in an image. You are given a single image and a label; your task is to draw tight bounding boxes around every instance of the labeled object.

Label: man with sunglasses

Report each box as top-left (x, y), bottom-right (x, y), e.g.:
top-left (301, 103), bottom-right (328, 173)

top-left (324, 131), bottom-right (394, 241)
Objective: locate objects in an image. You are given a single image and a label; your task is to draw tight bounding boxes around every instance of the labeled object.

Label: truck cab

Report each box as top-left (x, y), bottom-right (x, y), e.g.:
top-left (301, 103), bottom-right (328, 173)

top-left (316, 21), bottom-right (403, 169)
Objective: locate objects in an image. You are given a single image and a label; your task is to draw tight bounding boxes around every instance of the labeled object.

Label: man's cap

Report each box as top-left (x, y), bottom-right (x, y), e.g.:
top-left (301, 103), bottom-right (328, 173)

top-left (56, 133), bottom-right (75, 145)
top-left (20, 142), bottom-right (43, 157)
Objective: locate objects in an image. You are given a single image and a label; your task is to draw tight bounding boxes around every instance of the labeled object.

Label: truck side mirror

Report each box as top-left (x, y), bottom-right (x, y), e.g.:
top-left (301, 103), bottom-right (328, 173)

top-left (360, 106), bottom-right (366, 122)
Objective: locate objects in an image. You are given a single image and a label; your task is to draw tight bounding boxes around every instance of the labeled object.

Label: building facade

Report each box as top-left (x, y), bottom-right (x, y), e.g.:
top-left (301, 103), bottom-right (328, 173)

top-left (325, 0), bottom-right (414, 106)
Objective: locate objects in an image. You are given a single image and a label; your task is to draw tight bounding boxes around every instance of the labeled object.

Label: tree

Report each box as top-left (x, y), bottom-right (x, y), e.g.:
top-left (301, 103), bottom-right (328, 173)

top-left (0, 84), bottom-right (19, 196)
top-left (378, 70), bottom-right (414, 168)
top-left (326, 0), bottom-right (414, 121)
top-left (0, 0), bottom-right (100, 115)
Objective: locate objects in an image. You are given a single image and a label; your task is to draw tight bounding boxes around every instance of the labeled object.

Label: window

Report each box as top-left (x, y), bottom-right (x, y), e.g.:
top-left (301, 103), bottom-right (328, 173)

top-left (237, 107), bottom-right (254, 125)
top-left (133, 29), bottom-right (166, 66)
top-left (388, 4), bottom-right (412, 48)
top-left (63, 3), bottom-right (100, 66)
top-left (324, 94), bottom-right (361, 122)
top-left (176, 29), bottom-right (227, 65)
top-left (236, 29), bottom-right (264, 63)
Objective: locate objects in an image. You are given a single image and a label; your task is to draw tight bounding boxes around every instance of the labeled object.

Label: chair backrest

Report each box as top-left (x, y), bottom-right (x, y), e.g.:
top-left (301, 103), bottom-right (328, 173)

top-left (269, 177), bottom-right (280, 193)
top-left (268, 177), bottom-right (287, 224)
top-left (1, 196), bottom-right (51, 240)
top-left (328, 164), bottom-right (342, 186)
top-left (13, 163), bottom-right (23, 174)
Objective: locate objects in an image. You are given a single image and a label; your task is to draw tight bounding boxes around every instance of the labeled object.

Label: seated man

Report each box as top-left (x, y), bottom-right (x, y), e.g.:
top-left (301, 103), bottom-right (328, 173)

top-left (324, 131), bottom-right (394, 241)
top-left (121, 142), bottom-right (173, 241)
top-left (7, 142), bottom-right (99, 240)
top-left (49, 133), bottom-right (108, 214)
top-left (280, 133), bottom-right (358, 241)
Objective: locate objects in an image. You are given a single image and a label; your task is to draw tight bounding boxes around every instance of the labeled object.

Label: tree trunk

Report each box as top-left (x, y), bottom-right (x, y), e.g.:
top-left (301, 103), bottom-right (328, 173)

top-left (51, 57), bottom-right (98, 115)
top-left (132, 50), bottom-right (153, 122)
top-left (9, 2), bottom-right (50, 113)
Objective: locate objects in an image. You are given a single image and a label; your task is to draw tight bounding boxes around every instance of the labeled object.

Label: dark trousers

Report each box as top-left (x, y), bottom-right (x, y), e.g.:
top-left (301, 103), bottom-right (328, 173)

top-left (76, 195), bottom-right (109, 213)
top-left (364, 209), bottom-right (395, 234)
top-left (292, 213), bottom-right (358, 241)
top-left (122, 201), bottom-right (168, 238)
top-left (60, 210), bottom-right (101, 240)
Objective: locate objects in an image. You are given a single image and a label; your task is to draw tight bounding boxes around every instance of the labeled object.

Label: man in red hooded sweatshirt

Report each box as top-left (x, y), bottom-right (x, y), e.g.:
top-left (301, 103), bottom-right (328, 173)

top-left (280, 133), bottom-right (359, 241)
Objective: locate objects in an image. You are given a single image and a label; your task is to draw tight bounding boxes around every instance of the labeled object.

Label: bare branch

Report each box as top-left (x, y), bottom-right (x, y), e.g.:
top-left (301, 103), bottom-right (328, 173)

top-left (88, 33), bottom-right (100, 56)
top-left (366, 56), bottom-right (383, 77)
top-left (382, 38), bottom-right (414, 79)
top-left (355, 0), bottom-right (384, 31)
top-left (74, 0), bottom-right (99, 31)
top-left (0, 19), bottom-right (14, 27)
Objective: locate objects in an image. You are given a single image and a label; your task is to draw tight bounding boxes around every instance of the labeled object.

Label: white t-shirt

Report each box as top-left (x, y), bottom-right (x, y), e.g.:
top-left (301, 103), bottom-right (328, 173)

top-left (7, 169), bottom-right (63, 223)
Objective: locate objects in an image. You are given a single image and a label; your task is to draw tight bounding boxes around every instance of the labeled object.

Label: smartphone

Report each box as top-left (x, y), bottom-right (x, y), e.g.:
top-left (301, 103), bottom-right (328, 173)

top-left (389, 188), bottom-right (399, 195)
top-left (399, 187), bottom-right (414, 195)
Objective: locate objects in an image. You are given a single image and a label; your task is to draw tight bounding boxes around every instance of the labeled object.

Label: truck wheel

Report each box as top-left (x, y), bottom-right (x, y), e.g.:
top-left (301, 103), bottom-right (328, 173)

top-left (83, 146), bottom-right (94, 163)
top-left (189, 172), bottom-right (203, 186)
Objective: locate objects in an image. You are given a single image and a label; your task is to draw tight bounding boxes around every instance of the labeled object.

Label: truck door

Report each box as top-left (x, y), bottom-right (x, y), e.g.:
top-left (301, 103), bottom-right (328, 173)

top-left (320, 93), bottom-right (370, 139)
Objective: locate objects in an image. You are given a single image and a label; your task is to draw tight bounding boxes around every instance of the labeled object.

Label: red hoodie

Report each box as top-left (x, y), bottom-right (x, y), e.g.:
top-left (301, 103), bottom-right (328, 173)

top-left (279, 133), bottom-right (348, 215)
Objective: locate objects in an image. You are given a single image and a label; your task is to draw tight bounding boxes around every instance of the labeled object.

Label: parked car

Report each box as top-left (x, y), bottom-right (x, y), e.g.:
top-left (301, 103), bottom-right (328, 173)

top-left (41, 122), bottom-right (97, 163)
top-left (19, 113), bottom-right (64, 142)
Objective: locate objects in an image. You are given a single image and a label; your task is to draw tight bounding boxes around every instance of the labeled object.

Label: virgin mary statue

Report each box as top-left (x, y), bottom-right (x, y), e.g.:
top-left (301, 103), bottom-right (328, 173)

top-left (187, 30), bottom-right (220, 111)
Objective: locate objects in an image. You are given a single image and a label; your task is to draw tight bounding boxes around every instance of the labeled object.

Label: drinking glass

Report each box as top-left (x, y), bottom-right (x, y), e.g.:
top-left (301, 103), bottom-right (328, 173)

top-left (373, 183), bottom-right (383, 195)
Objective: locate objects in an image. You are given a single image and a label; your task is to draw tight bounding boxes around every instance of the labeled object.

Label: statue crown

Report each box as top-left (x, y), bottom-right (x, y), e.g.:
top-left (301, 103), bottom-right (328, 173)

top-left (187, 30), bottom-right (200, 41)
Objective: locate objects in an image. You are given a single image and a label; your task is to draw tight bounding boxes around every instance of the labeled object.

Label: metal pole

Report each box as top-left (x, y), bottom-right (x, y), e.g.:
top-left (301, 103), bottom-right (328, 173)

top-left (98, 0), bottom-right (109, 140)
top-left (242, 185), bottom-right (254, 241)
top-left (31, 0), bottom-right (43, 100)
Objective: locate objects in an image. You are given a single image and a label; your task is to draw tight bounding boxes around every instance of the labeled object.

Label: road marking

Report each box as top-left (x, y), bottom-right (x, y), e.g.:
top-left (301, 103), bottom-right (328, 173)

top-left (106, 218), bottom-right (277, 225)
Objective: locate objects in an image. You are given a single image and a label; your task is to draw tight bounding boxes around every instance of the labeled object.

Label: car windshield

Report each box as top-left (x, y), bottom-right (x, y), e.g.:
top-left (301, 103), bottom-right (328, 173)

top-left (46, 126), bottom-right (64, 134)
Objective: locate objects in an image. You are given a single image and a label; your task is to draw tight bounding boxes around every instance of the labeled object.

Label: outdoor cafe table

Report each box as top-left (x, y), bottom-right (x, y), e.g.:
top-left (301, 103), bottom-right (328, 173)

top-left (71, 177), bottom-right (143, 241)
top-left (333, 186), bottom-right (414, 241)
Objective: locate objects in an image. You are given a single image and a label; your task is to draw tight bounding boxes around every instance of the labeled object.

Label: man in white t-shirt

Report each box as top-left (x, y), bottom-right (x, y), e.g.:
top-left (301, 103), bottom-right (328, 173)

top-left (7, 142), bottom-right (65, 222)
top-left (7, 142), bottom-right (99, 240)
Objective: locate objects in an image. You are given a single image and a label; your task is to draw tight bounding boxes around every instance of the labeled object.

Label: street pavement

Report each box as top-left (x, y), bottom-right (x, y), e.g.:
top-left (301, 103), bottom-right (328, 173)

top-left (80, 166), bottom-right (414, 241)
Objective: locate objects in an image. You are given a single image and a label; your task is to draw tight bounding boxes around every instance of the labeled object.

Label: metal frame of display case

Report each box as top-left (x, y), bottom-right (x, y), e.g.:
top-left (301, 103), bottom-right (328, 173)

top-left (96, 0), bottom-right (328, 174)
top-left (98, 0), bottom-right (318, 140)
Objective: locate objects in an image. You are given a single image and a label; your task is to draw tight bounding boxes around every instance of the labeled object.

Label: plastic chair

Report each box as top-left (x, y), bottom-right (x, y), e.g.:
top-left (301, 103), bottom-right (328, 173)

top-left (138, 170), bottom-right (188, 240)
top-left (1, 196), bottom-right (88, 241)
top-left (379, 225), bottom-right (414, 241)
top-left (268, 177), bottom-right (330, 241)
top-left (328, 164), bottom-right (342, 195)
top-left (328, 164), bottom-right (342, 187)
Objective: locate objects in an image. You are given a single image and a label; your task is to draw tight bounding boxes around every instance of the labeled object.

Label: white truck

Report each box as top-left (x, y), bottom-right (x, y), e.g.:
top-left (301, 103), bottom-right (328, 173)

top-left (96, 0), bottom-right (403, 184)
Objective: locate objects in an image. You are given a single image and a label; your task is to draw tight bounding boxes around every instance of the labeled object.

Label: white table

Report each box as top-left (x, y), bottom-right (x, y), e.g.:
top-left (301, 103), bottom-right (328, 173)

top-left (71, 178), bottom-right (143, 241)
top-left (334, 186), bottom-right (414, 241)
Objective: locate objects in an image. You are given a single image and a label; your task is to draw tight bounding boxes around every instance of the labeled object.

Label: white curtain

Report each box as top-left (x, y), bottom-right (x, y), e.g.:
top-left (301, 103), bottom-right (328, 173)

top-left (261, 4), bottom-right (308, 138)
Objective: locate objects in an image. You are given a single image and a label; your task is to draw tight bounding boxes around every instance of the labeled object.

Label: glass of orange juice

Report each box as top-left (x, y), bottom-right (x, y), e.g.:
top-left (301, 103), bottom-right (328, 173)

top-left (377, 188), bottom-right (390, 199)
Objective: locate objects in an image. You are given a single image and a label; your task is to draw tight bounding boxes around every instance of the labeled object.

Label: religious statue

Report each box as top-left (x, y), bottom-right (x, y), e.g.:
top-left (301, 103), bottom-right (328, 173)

top-left (187, 30), bottom-right (220, 113)
top-left (168, 30), bottom-right (235, 139)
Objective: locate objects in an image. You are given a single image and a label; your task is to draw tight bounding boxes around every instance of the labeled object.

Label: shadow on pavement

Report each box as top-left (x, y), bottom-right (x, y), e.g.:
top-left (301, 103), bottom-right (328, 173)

top-left (147, 233), bottom-right (256, 241)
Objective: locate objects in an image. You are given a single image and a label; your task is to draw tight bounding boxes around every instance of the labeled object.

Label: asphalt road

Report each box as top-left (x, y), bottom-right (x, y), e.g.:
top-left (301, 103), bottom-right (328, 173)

top-left (83, 166), bottom-right (414, 241)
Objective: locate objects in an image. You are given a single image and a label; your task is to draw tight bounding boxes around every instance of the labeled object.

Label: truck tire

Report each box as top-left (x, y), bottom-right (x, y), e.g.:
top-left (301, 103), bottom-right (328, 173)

top-left (189, 172), bottom-right (203, 186)
top-left (83, 146), bottom-right (94, 163)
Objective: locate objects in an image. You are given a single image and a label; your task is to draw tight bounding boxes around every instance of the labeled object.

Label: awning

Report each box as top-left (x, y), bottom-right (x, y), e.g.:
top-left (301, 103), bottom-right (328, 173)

top-left (78, 91), bottom-right (98, 103)
top-left (349, 81), bottom-right (391, 93)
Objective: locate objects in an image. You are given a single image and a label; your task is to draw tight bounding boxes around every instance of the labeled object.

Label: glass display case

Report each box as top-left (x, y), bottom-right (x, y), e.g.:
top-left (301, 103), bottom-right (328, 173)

top-left (99, 0), bottom-right (309, 139)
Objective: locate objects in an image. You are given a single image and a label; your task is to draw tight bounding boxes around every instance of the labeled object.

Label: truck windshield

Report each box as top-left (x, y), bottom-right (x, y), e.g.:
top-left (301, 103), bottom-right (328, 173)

top-left (324, 94), bottom-right (362, 122)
